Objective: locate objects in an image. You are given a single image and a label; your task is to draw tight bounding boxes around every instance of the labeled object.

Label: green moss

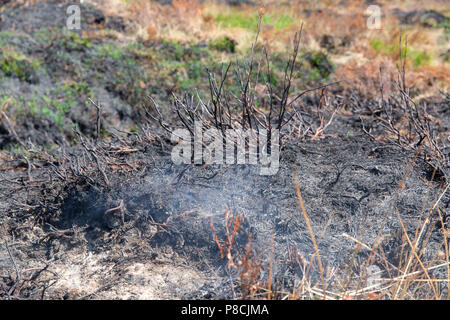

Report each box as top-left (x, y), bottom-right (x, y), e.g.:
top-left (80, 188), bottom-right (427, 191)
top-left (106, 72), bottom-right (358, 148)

top-left (143, 40), bottom-right (217, 93)
top-left (7, 144), bottom-right (31, 156)
top-left (95, 43), bottom-right (125, 59)
top-left (58, 32), bottom-right (92, 52)
top-left (33, 27), bottom-right (61, 44)
top-left (173, 41), bottom-right (187, 61)
top-left (16, 82), bottom-right (93, 128)
top-left (60, 81), bottom-right (93, 99)
top-left (303, 51), bottom-right (334, 80)
top-left (0, 48), bottom-right (39, 82)
top-left (179, 60), bottom-right (209, 90)
top-left (0, 93), bottom-right (18, 111)
top-left (0, 31), bottom-right (27, 46)
top-left (210, 36), bottom-right (237, 53)
top-left (39, 95), bottom-right (67, 127)
top-left (28, 95), bottom-right (39, 115)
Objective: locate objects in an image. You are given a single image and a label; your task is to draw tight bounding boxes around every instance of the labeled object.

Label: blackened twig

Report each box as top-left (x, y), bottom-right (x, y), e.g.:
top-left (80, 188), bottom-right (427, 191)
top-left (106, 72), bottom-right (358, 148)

top-left (5, 240), bottom-right (22, 299)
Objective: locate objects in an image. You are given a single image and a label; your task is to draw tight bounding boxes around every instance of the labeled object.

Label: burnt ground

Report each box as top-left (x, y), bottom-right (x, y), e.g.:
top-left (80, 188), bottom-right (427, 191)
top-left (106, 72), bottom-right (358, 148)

top-left (0, 1), bottom-right (449, 300)
top-left (0, 130), bottom-right (448, 299)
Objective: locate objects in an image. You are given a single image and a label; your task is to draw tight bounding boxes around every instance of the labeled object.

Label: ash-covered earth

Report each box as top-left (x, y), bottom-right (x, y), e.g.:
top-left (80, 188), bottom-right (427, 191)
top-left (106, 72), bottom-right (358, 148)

top-left (0, 132), bottom-right (448, 299)
top-left (0, 0), bottom-right (448, 300)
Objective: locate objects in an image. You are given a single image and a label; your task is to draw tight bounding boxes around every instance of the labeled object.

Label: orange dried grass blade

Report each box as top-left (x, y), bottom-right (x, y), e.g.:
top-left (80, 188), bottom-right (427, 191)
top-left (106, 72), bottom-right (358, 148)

top-left (436, 206), bottom-right (450, 300)
top-left (293, 169), bottom-right (325, 295)
top-left (210, 217), bottom-right (224, 259)
top-left (395, 207), bottom-right (438, 299)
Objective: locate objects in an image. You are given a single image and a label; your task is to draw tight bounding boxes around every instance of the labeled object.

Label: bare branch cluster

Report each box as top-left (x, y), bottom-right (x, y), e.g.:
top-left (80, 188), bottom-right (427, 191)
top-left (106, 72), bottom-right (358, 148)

top-left (358, 37), bottom-right (448, 179)
top-left (146, 16), bottom-right (342, 146)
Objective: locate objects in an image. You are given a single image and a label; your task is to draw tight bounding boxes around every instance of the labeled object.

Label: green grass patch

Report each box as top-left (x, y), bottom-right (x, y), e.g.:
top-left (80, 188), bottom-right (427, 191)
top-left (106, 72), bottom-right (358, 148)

top-left (95, 43), bottom-right (125, 59)
top-left (0, 47), bottom-right (40, 82)
top-left (59, 81), bottom-right (93, 99)
top-left (126, 43), bottom-right (156, 61)
top-left (17, 82), bottom-right (91, 128)
top-left (41, 94), bottom-right (69, 127)
top-left (370, 38), bottom-right (431, 67)
top-left (214, 11), bottom-right (294, 30)
top-left (149, 40), bottom-right (215, 92)
top-left (302, 51), bottom-right (335, 80)
top-left (27, 95), bottom-right (39, 115)
top-left (0, 31), bottom-right (27, 46)
top-left (59, 32), bottom-right (92, 51)
top-left (0, 93), bottom-right (19, 111)
top-left (209, 36), bottom-right (237, 53)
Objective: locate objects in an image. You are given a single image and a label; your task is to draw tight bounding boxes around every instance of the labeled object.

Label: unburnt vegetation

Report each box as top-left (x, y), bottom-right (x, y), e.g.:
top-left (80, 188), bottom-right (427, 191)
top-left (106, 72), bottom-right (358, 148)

top-left (0, 0), bottom-right (448, 300)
